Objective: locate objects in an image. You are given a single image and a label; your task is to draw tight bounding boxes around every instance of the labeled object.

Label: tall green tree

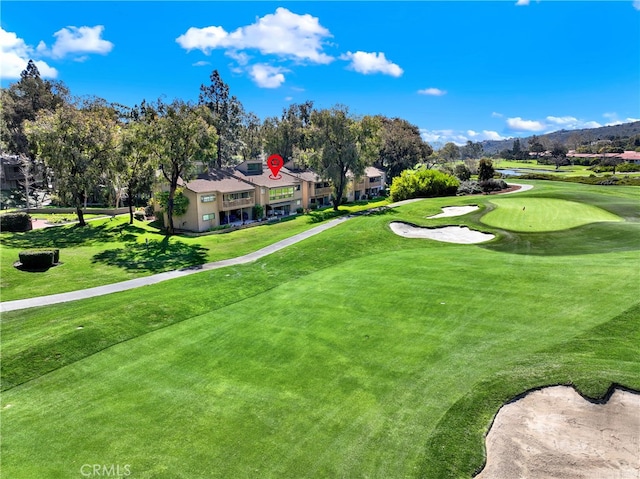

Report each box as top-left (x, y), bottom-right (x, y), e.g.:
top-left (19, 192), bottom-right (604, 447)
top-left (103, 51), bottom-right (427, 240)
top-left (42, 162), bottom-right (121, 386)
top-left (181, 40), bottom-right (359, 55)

top-left (376, 117), bottom-right (432, 180)
top-left (308, 106), bottom-right (381, 211)
top-left (152, 100), bottom-right (217, 234)
top-left (25, 99), bottom-right (118, 226)
top-left (239, 111), bottom-right (263, 162)
top-left (118, 102), bottom-right (158, 224)
top-left (262, 101), bottom-right (314, 167)
top-left (199, 70), bottom-right (243, 169)
top-left (1, 60), bottom-right (69, 156)
top-left (460, 140), bottom-right (483, 160)
top-left (477, 158), bottom-right (495, 182)
top-left (551, 142), bottom-right (568, 169)
top-left (440, 142), bottom-right (461, 163)
top-left (528, 135), bottom-right (545, 159)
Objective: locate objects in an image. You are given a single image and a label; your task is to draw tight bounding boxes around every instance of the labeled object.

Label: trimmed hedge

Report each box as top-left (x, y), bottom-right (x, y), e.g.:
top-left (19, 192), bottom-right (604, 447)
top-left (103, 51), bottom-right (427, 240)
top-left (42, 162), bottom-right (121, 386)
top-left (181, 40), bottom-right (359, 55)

top-left (18, 249), bottom-right (60, 270)
top-left (1, 213), bottom-right (32, 232)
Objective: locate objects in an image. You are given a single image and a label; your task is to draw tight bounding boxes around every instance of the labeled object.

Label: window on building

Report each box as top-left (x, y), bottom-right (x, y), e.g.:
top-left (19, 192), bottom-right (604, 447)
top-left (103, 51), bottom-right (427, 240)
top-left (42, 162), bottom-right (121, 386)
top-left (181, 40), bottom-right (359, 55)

top-left (223, 191), bottom-right (252, 201)
top-left (295, 184), bottom-right (301, 191)
top-left (369, 177), bottom-right (380, 183)
top-left (269, 187), bottom-right (294, 201)
top-left (203, 213), bottom-right (215, 221)
top-left (201, 195), bottom-right (215, 202)
top-left (247, 163), bottom-right (262, 172)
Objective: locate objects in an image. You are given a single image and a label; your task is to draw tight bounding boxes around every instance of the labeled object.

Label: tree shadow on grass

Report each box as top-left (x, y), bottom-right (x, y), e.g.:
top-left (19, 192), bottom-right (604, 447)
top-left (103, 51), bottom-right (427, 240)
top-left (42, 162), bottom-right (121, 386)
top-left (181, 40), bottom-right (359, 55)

top-left (91, 236), bottom-right (209, 273)
top-left (0, 220), bottom-right (156, 249)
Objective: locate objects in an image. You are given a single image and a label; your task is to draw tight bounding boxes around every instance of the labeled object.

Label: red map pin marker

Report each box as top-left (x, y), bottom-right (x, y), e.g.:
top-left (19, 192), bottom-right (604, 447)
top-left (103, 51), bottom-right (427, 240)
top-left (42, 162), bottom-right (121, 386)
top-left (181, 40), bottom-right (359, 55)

top-left (267, 154), bottom-right (284, 179)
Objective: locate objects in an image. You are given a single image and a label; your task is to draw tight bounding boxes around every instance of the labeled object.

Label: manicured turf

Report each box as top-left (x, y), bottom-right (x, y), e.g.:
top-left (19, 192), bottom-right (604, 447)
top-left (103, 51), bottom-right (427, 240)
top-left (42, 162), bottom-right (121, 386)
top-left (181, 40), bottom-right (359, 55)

top-left (1, 181), bottom-right (639, 478)
top-left (480, 197), bottom-right (623, 232)
top-left (0, 199), bottom-right (388, 301)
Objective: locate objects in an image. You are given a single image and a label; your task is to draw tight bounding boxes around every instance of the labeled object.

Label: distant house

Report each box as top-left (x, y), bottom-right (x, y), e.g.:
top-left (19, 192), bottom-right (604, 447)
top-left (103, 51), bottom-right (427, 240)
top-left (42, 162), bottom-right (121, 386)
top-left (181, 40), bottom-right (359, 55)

top-left (567, 150), bottom-right (640, 165)
top-left (162, 160), bottom-right (387, 232)
top-left (233, 160), bottom-right (303, 218)
top-left (167, 160), bottom-right (304, 232)
top-left (0, 154), bottom-right (23, 190)
top-left (175, 170), bottom-right (257, 232)
top-left (282, 165), bottom-right (332, 209)
top-left (346, 166), bottom-right (386, 201)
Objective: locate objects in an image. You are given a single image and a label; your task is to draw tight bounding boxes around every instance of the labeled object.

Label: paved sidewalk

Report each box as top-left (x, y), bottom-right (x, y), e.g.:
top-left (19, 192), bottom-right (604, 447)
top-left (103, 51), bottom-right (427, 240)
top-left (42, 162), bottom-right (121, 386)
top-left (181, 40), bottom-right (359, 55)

top-left (0, 187), bottom-right (530, 313)
top-left (1, 214), bottom-right (356, 312)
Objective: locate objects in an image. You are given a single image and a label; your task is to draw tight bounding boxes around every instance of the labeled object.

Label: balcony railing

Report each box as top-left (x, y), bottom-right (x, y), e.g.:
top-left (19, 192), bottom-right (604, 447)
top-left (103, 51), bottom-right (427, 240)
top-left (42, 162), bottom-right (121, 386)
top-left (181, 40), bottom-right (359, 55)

top-left (314, 187), bottom-right (332, 195)
top-left (222, 197), bottom-right (254, 209)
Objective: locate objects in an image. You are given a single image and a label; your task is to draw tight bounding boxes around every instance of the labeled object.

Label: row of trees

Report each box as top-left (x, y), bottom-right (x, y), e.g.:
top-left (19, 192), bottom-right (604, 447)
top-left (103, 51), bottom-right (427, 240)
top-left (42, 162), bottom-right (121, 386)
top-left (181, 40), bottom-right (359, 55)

top-left (2, 62), bottom-right (444, 232)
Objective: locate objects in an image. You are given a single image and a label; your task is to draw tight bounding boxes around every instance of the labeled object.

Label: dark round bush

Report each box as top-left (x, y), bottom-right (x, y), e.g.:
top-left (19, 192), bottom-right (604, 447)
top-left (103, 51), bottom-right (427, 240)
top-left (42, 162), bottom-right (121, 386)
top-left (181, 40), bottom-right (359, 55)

top-left (1, 212), bottom-right (32, 232)
top-left (18, 250), bottom-right (55, 269)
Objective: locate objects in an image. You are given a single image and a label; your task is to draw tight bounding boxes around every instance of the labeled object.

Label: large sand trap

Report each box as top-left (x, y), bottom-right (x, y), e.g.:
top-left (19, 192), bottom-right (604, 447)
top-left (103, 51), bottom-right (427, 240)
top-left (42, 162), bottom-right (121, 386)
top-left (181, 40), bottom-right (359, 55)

top-left (427, 205), bottom-right (479, 218)
top-left (389, 222), bottom-right (495, 244)
top-left (476, 386), bottom-right (640, 479)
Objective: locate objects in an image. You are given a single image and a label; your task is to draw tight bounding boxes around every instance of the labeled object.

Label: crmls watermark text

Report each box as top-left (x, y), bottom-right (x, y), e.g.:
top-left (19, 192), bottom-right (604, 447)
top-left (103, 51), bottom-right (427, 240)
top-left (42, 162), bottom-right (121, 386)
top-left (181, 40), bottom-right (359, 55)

top-left (80, 464), bottom-right (131, 477)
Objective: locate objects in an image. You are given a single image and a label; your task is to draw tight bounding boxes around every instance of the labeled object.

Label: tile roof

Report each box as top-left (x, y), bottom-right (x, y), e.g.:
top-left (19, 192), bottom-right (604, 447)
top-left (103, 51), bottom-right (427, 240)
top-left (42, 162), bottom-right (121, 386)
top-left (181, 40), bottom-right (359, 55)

top-left (181, 171), bottom-right (255, 194)
top-left (233, 167), bottom-right (301, 188)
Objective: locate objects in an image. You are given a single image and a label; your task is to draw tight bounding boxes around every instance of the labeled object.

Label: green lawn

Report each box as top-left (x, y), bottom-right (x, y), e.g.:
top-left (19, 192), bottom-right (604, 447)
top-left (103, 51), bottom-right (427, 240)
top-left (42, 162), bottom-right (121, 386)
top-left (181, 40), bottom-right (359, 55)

top-left (1, 181), bottom-right (639, 478)
top-left (480, 197), bottom-right (623, 232)
top-left (0, 199), bottom-right (389, 301)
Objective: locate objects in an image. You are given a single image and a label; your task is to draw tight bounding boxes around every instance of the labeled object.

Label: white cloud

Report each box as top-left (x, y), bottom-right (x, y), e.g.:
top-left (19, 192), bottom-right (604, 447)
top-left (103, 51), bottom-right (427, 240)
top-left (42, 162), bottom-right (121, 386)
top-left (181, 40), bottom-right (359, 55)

top-left (39, 26), bottom-right (113, 59)
top-left (491, 111), bottom-right (503, 118)
top-left (482, 130), bottom-right (506, 141)
top-left (515, 0), bottom-right (530, 5)
top-left (285, 96), bottom-right (293, 101)
top-left (634, 0), bottom-right (640, 11)
top-left (545, 115), bottom-right (602, 129)
top-left (176, 7), bottom-right (333, 64)
top-left (506, 114), bottom-right (614, 132)
top-left (506, 117), bottom-right (546, 132)
top-left (420, 128), bottom-right (505, 147)
top-left (340, 51), bottom-right (403, 77)
top-left (225, 50), bottom-right (250, 66)
top-left (249, 64), bottom-right (286, 88)
top-left (603, 112), bottom-right (640, 126)
top-left (418, 87), bottom-right (446, 96)
top-left (0, 28), bottom-right (57, 79)
top-left (192, 61), bottom-right (211, 67)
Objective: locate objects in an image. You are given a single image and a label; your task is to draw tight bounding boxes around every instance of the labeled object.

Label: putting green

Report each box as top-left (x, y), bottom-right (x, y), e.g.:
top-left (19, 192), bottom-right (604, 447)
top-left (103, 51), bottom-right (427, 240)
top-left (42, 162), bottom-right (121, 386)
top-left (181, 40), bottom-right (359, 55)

top-left (481, 198), bottom-right (623, 232)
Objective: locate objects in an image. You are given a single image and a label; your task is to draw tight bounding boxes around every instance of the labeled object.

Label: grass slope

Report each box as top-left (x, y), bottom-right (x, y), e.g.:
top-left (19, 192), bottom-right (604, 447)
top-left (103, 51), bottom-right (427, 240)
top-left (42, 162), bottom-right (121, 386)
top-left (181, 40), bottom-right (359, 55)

top-left (1, 181), bottom-right (639, 478)
top-left (0, 200), bottom-right (387, 302)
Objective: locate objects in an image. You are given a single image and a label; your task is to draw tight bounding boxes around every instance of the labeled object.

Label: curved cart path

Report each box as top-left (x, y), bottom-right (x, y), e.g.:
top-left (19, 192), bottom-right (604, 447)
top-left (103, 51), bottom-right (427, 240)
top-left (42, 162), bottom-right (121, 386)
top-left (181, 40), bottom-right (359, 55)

top-left (1, 185), bottom-right (532, 312)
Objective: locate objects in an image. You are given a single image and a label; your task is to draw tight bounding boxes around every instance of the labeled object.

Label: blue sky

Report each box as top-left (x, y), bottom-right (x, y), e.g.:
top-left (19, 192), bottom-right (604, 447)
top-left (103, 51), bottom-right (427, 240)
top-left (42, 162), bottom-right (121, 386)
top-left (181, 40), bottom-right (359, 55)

top-left (2, 1), bottom-right (639, 147)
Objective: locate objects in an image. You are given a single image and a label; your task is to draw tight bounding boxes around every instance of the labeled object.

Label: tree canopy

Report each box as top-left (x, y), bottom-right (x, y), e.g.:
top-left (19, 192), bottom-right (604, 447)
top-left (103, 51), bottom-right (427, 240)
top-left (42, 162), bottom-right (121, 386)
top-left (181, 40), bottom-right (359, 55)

top-left (25, 99), bottom-right (119, 226)
top-left (308, 106), bottom-right (382, 210)
top-left (152, 99), bottom-right (217, 234)
top-left (376, 117), bottom-right (432, 180)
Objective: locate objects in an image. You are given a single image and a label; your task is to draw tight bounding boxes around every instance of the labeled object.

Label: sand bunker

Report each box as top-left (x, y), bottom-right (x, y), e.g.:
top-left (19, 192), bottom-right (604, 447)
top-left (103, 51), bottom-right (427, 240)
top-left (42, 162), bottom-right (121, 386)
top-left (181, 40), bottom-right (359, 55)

top-left (389, 222), bottom-right (494, 244)
top-left (476, 386), bottom-right (640, 479)
top-left (427, 205), bottom-right (479, 218)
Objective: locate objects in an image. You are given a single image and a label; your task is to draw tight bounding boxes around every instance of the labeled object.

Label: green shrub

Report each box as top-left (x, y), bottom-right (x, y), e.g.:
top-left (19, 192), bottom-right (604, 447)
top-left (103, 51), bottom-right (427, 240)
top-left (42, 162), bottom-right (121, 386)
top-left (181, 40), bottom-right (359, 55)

top-left (478, 158), bottom-right (495, 182)
top-left (389, 169), bottom-right (459, 202)
top-left (18, 250), bottom-right (56, 269)
top-left (454, 164), bottom-right (471, 181)
top-left (456, 180), bottom-right (482, 196)
top-left (1, 212), bottom-right (32, 232)
top-left (144, 205), bottom-right (155, 217)
top-left (479, 178), bottom-right (508, 193)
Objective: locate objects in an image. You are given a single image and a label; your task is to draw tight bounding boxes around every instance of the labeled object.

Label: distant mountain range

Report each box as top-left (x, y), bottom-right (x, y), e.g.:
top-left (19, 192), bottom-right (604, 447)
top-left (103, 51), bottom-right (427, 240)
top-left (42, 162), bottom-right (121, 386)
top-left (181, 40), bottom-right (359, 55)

top-left (481, 121), bottom-right (640, 154)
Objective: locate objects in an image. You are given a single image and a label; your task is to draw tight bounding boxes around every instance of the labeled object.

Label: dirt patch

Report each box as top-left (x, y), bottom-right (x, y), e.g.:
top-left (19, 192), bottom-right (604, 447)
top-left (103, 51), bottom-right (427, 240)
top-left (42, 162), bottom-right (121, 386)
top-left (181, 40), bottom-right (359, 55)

top-left (476, 386), bottom-right (640, 479)
top-left (427, 205), bottom-right (479, 218)
top-left (389, 222), bottom-right (495, 244)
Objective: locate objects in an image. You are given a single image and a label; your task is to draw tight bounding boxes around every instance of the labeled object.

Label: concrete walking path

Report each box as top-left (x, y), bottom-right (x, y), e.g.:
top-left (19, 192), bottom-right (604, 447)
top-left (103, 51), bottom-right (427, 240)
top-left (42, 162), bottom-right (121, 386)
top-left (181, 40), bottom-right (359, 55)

top-left (0, 186), bottom-right (531, 313)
